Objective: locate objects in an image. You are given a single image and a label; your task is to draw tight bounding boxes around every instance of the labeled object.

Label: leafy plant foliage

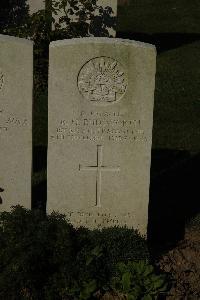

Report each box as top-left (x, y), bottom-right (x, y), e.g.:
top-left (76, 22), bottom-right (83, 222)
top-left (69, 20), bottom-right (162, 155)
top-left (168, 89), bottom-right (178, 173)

top-left (29, 0), bottom-right (116, 95)
top-left (0, 206), bottom-right (169, 300)
top-left (51, 0), bottom-right (116, 38)
top-left (111, 261), bottom-right (170, 300)
top-left (0, 0), bottom-right (29, 35)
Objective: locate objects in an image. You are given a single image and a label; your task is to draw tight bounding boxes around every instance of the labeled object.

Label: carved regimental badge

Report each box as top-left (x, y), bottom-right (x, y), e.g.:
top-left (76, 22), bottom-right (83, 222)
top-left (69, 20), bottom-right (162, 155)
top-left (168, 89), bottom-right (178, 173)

top-left (78, 57), bottom-right (128, 104)
top-left (0, 69), bottom-right (4, 91)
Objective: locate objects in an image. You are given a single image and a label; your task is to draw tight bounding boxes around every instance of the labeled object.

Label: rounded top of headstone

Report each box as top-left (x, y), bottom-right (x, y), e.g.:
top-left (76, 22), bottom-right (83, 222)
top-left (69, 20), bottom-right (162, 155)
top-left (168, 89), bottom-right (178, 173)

top-left (50, 37), bottom-right (156, 52)
top-left (0, 34), bottom-right (33, 45)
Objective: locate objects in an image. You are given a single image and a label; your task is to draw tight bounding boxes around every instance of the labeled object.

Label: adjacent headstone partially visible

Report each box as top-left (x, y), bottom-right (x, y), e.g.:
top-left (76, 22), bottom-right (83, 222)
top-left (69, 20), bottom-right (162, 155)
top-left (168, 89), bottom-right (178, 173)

top-left (0, 35), bottom-right (33, 211)
top-left (47, 38), bottom-right (156, 235)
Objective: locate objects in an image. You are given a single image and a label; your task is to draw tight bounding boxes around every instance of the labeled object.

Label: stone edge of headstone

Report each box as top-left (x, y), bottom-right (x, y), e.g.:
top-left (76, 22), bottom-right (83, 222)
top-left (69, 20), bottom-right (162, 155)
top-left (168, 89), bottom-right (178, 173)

top-left (50, 37), bottom-right (156, 52)
top-left (0, 34), bottom-right (33, 45)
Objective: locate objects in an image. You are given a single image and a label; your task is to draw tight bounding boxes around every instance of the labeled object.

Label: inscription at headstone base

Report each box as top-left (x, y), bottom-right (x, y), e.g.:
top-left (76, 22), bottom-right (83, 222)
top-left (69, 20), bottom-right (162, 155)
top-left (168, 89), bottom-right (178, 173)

top-left (47, 38), bottom-right (156, 235)
top-left (0, 35), bottom-right (33, 212)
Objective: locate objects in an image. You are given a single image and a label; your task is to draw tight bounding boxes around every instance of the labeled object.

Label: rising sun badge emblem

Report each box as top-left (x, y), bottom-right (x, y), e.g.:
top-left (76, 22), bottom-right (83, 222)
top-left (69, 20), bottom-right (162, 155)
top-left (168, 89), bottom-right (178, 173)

top-left (78, 57), bottom-right (128, 105)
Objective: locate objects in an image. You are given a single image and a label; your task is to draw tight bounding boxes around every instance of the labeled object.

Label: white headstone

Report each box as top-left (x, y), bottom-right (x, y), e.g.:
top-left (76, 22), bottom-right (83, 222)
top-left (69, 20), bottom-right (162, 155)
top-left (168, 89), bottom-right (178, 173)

top-left (47, 38), bottom-right (156, 235)
top-left (0, 35), bottom-right (33, 211)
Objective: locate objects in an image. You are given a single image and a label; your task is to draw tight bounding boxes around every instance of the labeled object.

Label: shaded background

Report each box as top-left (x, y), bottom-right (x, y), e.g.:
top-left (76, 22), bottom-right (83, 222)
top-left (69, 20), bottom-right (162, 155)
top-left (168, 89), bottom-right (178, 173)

top-left (117, 0), bottom-right (200, 249)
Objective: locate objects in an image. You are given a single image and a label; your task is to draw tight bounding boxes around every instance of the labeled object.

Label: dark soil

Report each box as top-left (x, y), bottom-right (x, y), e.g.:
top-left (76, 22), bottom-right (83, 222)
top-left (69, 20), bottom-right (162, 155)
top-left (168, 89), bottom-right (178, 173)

top-left (97, 225), bottom-right (200, 299)
top-left (157, 225), bottom-right (200, 299)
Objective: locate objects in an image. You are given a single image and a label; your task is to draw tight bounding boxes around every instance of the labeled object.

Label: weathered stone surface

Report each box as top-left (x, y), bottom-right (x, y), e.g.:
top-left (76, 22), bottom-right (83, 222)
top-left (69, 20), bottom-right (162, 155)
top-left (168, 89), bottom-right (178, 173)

top-left (47, 38), bottom-right (156, 235)
top-left (0, 35), bottom-right (33, 211)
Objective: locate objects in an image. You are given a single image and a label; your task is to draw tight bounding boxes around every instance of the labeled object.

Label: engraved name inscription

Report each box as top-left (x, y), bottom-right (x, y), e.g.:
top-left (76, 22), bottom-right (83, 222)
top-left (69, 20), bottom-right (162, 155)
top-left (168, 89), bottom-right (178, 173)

top-left (78, 57), bottom-right (128, 105)
top-left (51, 111), bottom-right (148, 143)
top-left (66, 211), bottom-right (135, 229)
top-left (0, 110), bottom-right (28, 135)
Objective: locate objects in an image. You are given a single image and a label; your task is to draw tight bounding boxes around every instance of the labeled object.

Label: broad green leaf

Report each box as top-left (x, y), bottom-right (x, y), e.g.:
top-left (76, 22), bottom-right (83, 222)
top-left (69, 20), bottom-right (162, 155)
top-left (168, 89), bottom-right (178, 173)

top-left (80, 280), bottom-right (97, 300)
top-left (122, 272), bottom-right (131, 291)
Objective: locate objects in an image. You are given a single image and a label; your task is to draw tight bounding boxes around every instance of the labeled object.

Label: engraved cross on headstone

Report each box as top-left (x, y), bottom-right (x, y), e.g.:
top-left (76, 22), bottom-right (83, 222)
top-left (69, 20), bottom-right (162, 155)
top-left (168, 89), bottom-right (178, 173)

top-left (79, 145), bottom-right (120, 207)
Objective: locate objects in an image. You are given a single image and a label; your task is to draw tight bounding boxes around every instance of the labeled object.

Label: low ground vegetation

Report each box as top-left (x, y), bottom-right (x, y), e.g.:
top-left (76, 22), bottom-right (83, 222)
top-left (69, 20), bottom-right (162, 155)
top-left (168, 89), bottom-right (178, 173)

top-left (0, 206), bottom-right (169, 300)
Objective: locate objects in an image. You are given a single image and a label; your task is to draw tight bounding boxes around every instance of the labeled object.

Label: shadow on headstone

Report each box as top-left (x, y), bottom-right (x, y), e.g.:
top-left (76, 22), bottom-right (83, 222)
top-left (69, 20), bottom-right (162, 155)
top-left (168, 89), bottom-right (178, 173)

top-left (32, 145), bottom-right (47, 173)
top-left (32, 145), bottom-right (47, 212)
top-left (148, 149), bottom-right (200, 255)
top-left (117, 32), bottom-right (200, 54)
